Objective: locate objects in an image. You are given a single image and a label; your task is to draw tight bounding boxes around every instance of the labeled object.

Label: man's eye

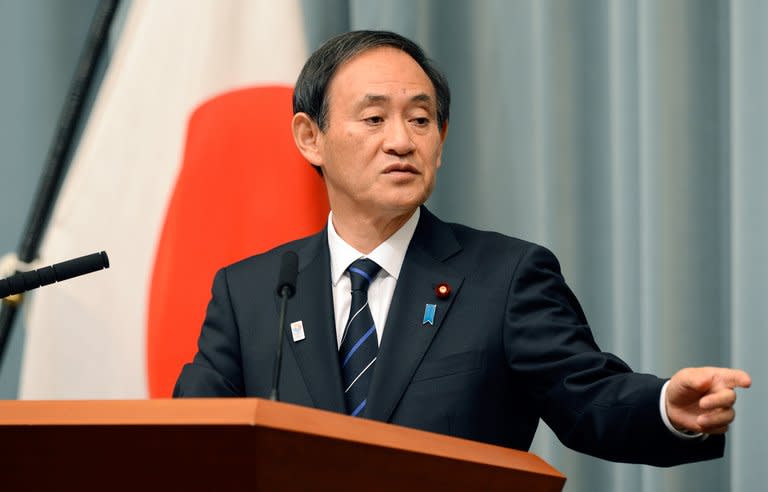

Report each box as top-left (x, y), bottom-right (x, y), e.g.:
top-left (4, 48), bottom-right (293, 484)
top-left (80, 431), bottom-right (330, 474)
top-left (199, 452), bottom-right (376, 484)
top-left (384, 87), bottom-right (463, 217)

top-left (365, 116), bottom-right (384, 124)
top-left (412, 117), bottom-right (430, 126)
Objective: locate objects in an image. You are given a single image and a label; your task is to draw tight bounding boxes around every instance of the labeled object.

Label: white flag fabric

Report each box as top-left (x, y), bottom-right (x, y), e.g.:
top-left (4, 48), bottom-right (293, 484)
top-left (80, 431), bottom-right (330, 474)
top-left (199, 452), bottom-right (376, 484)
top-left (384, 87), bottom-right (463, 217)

top-left (20, 0), bottom-right (329, 398)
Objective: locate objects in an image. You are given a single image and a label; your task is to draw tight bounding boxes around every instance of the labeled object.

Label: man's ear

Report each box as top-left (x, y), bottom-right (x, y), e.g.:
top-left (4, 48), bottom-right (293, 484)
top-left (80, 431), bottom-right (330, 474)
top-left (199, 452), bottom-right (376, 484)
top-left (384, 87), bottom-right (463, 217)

top-left (292, 112), bottom-right (324, 170)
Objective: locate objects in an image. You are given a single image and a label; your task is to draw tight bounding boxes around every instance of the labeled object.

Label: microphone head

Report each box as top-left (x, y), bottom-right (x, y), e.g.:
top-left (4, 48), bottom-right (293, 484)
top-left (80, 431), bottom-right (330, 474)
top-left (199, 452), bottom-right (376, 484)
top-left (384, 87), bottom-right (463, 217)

top-left (51, 251), bottom-right (110, 282)
top-left (276, 251), bottom-right (298, 298)
top-left (99, 251), bottom-right (110, 269)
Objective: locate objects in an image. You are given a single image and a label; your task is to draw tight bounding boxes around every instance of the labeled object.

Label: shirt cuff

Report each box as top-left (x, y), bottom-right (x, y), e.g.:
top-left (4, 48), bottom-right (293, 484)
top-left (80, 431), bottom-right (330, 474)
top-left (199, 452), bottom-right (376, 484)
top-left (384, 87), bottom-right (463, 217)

top-left (659, 380), bottom-right (706, 440)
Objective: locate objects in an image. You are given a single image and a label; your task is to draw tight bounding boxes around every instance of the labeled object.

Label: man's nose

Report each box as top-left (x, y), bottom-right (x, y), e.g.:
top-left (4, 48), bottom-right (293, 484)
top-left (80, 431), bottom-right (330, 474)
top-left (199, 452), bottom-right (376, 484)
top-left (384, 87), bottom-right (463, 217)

top-left (382, 119), bottom-right (415, 156)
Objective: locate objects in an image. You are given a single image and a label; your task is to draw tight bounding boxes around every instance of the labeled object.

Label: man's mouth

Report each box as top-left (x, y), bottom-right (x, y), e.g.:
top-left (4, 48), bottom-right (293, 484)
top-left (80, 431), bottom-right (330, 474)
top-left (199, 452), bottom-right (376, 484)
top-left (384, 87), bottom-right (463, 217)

top-left (383, 163), bottom-right (419, 174)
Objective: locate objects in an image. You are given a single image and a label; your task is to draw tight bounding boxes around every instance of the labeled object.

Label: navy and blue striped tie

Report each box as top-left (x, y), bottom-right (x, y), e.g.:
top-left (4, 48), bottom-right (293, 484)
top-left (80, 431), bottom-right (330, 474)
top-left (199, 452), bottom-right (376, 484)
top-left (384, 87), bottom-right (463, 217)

top-left (339, 258), bottom-right (381, 417)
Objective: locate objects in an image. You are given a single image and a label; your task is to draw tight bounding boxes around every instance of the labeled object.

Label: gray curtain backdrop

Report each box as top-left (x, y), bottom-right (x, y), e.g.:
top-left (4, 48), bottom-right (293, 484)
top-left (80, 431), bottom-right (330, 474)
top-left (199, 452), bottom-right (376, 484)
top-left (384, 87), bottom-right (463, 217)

top-left (1, 1), bottom-right (765, 490)
top-left (301, 1), bottom-right (767, 491)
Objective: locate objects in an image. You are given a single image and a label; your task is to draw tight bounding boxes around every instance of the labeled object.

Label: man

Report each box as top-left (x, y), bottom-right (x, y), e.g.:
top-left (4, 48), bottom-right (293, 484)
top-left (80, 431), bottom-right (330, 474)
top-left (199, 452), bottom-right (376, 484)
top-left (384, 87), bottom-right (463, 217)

top-left (175, 31), bottom-right (750, 466)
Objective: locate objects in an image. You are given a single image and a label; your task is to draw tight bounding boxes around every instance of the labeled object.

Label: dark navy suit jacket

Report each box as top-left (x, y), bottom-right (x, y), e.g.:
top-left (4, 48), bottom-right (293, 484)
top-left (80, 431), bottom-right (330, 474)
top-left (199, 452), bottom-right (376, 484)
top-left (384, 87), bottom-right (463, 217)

top-left (174, 207), bottom-right (723, 466)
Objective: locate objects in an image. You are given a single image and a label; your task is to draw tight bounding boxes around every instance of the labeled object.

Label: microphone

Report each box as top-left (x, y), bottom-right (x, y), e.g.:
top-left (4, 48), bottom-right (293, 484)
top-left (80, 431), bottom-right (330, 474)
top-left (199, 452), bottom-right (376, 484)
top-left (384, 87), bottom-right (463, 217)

top-left (270, 251), bottom-right (298, 401)
top-left (0, 251), bottom-right (109, 299)
top-left (275, 250), bottom-right (298, 298)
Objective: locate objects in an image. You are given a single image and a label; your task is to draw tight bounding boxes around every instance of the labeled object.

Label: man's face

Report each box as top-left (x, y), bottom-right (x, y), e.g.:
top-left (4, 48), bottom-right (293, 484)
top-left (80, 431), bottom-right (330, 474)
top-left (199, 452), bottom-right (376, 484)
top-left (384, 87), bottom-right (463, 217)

top-left (311, 47), bottom-right (446, 220)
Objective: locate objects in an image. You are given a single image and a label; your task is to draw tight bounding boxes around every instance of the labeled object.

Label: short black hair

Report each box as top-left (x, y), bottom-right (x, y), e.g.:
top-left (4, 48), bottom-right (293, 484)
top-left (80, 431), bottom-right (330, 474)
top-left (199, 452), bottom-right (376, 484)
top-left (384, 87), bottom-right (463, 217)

top-left (293, 30), bottom-right (450, 131)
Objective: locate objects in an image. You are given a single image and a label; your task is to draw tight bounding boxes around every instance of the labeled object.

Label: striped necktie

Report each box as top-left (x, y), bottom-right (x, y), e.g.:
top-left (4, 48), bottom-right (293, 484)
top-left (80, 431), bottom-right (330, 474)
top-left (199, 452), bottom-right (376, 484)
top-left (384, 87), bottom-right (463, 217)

top-left (339, 258), bottom-right (381, 417)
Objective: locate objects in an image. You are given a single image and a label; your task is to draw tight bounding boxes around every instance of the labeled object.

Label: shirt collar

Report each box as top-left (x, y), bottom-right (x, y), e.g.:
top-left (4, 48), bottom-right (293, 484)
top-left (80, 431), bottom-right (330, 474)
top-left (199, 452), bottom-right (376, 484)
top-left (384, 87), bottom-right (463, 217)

top-left (327, 208), bottom-right (420, 286)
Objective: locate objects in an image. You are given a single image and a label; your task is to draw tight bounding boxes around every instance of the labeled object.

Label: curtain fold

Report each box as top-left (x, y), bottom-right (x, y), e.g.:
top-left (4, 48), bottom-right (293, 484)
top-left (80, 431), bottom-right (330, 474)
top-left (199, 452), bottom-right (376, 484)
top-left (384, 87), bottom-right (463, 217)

top-left (729, 2), bottom-right (768, 491)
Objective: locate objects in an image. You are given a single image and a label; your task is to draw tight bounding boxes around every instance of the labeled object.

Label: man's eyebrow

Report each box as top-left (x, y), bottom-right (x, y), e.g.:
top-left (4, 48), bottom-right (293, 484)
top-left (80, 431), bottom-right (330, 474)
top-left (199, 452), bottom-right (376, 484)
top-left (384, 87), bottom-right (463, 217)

top-left (410, 93), bottom-right (433, 105)
top-left (356, 93), bottom-right (435, 107)
top-left (349, 94), bottom-right (387, 112)
top-left (361, 94), bottom-right (389, 104)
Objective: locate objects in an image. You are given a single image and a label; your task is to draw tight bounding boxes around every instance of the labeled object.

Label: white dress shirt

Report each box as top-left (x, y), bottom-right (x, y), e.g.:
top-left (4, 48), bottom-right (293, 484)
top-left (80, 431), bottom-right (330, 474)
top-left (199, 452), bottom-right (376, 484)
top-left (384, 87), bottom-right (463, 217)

top-left (327, 208), bottom-right (420, 348)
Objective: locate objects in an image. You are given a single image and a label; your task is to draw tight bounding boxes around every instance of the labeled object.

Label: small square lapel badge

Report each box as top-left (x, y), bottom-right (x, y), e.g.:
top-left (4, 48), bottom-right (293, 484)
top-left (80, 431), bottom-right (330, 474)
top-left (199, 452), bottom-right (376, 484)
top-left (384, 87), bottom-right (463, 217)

top-left (290, 320), bottom-right (306, 342)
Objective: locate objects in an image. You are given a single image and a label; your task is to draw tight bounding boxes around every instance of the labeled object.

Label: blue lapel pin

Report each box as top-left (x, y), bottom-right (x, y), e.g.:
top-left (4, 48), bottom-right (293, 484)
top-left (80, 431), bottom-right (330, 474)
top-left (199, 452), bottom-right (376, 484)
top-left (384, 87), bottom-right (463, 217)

top-left (423, 304), bottom-right (436, 325)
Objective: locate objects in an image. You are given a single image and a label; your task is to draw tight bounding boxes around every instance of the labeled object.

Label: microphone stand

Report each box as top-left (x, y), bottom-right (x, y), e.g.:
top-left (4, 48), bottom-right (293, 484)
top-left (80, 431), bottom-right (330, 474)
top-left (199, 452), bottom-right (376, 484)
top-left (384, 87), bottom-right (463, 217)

top-left (269, 285), bottom-right (291, 401)
top-left (269, 251), bottom-right (298, 401)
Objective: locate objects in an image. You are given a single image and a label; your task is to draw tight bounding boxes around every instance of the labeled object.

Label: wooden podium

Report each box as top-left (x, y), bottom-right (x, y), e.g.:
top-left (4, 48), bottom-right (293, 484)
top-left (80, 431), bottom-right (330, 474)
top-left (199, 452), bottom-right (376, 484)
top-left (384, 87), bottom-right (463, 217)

top-left (0, 398), bottom-right (565, 491)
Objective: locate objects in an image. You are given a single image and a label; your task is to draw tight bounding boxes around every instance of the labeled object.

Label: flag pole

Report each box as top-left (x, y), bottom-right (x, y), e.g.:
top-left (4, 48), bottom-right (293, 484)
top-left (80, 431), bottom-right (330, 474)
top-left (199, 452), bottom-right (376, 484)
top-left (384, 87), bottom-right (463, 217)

top-left (0, 0), bottom-right (121, 368)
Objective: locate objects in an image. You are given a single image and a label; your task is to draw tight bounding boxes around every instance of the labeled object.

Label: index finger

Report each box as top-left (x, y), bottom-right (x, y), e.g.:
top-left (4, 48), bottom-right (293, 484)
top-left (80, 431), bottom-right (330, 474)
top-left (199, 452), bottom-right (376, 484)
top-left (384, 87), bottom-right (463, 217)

top-left (714, 368), bottom-right (752, 390)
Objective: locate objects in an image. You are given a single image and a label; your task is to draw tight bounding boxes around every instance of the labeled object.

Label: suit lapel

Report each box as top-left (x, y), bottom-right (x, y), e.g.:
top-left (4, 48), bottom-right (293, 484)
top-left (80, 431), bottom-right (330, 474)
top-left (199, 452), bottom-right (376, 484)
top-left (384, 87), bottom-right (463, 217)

top-left (366, 208), bottom-right (464, 422)
top-left (281, 230), bottom-right (346, 413)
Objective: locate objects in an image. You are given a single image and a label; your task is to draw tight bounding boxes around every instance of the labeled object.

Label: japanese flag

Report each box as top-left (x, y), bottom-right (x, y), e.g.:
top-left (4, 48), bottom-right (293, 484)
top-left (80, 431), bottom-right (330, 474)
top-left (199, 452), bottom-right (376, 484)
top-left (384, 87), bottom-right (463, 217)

top-left (20, 0), bottom-right (328, 398)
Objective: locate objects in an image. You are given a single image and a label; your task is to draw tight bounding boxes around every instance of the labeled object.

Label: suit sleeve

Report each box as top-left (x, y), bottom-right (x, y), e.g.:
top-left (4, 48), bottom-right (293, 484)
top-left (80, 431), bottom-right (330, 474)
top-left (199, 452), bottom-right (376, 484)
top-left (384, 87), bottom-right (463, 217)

top-left (173, 267), bottom-right (245, 397)
top-left (504, 244), bottom-right (724, 466)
